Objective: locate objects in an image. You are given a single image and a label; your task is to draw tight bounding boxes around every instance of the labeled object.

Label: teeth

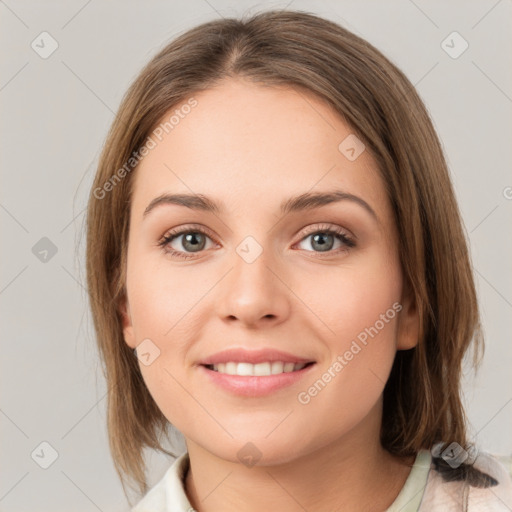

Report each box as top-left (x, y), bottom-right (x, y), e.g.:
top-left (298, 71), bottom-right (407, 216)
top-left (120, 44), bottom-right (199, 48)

top-left (211, 361), bottom-right (308, 376)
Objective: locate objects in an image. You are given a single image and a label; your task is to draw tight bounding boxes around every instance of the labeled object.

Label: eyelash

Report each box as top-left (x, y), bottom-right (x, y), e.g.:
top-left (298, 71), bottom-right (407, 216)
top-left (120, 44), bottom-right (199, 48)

top-left (157, 223), bottom-right (356, 260)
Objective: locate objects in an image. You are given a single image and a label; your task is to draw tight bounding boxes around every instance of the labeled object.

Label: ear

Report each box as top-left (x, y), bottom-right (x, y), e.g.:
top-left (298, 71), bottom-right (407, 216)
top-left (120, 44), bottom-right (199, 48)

top-left (119, 296), bottom-right (137, 349)
top-left (396, 283), bottom-right (420, 351)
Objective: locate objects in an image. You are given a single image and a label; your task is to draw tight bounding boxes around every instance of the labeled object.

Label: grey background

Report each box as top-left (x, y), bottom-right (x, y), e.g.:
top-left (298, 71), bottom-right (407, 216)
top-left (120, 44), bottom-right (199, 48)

top-left (1, 0), bottom-right (511, 510)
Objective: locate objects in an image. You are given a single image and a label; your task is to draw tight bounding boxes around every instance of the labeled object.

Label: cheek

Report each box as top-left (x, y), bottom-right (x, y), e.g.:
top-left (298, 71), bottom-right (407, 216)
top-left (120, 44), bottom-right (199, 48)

top-left (296, 253), bottom-right (402, 346)
top-left (125, 250), bottom-right (215, 372)
top-left (125, 255), bottom-right (201, 421)
top-left (293, 275), bottom-right (401, 440)
top-left (293, 253), bottom-right (402, 401)
top-left (126, 248), bottom-right (197, 336)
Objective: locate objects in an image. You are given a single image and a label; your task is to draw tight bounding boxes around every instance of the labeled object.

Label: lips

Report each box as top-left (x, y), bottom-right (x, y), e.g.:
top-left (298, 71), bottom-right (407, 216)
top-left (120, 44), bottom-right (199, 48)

top-left (199, 361), bottom-right (316, 396)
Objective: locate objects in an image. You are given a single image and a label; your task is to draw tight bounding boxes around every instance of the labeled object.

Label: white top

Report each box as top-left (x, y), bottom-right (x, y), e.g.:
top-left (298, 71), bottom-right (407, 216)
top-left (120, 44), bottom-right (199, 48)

top-left (132, 449), bottom-right (512, 511)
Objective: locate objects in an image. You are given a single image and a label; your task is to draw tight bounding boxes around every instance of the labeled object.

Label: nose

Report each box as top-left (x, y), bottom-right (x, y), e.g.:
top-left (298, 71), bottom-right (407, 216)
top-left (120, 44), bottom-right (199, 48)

top-left (216, 243), bottom-right (291, 329)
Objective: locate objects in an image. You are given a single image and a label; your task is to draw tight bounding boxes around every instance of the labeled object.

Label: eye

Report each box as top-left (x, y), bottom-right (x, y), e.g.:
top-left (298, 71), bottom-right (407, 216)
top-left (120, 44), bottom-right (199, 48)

top-left (158, 224), bottom-right (217, 260)
top-left (294, 223), bottom-right (356, 256)
top-left (157, 223), bottom-right (356, 260)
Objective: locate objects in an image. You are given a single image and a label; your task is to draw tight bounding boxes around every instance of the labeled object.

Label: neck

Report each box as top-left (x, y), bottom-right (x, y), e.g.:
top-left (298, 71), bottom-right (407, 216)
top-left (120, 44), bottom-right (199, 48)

top-left (183, 402), bottom-right (415, 512)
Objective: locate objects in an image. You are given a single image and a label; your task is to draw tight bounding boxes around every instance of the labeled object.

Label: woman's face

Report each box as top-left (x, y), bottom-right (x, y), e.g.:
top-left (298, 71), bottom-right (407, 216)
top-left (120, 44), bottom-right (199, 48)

top-left (121, 78), bottom-right (418, 465)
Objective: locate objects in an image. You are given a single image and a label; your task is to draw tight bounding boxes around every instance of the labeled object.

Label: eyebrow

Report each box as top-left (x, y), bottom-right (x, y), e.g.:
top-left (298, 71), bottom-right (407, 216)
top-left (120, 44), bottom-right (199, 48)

top-left (143, 190), bottom-right (378, 222)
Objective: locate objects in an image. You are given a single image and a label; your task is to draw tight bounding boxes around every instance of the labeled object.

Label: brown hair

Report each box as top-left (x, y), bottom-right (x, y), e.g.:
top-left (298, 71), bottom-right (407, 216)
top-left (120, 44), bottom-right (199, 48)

top-left (85, 9), bottom-right (483, 500)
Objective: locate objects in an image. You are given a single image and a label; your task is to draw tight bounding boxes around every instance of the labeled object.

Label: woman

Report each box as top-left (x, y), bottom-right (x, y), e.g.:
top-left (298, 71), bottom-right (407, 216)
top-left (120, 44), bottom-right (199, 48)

top-left (86, 10), bottom-right (512, 511)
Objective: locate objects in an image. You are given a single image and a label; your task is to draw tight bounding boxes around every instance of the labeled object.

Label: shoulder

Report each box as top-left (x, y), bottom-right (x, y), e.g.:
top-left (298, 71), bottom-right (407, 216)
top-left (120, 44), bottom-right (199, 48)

top-left (420, 450), bottom-right (512, 511)
top-left (130, 471), bottom-right (168, 512)
top-left (131, 452), bottom-right (192, 512)
top-left (467, 452), bottom-right (512, 510)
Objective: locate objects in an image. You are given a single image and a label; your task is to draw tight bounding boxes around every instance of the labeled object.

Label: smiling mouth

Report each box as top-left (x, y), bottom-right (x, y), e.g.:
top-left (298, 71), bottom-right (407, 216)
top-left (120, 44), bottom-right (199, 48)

top-left (203, 361), bottom-right (315, 376)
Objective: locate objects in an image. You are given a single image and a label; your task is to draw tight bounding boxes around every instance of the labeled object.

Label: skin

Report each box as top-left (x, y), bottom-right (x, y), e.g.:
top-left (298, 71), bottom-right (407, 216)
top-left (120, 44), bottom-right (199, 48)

top-left (121, 78), bottom-right (420, 511)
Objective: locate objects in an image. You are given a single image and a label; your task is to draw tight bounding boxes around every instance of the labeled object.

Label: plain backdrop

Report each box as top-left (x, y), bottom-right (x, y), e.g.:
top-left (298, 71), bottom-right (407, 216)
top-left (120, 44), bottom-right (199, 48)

top-left (1, 1), bottom-right (511, 510)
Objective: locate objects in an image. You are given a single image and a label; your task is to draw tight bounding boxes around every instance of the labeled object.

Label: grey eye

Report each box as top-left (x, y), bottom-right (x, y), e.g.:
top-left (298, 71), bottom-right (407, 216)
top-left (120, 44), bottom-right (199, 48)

top-left (298, 232), bottom-right (338, 252)
top-left (175, 232), bottom-right (208, 252)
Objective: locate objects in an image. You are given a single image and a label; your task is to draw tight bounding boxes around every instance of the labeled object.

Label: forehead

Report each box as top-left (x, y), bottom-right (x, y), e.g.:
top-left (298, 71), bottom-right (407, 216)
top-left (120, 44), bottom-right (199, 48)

top-left (131, 78), bottom-right (389, 221)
